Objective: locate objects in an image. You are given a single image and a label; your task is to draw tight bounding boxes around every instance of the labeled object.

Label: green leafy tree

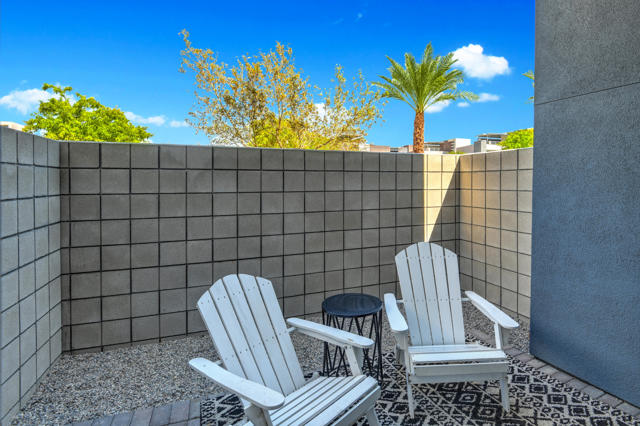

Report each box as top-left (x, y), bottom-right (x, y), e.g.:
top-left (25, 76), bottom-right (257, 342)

top-left (373, 44), bottom-right (477, 153)
top-left (23, 84), bottom-right (152, 142)
top-left (500, 128), bottom-right (533, 149)
top-left (524, 71), bottom-right (534, 102)
top-left (179, 31), bottom-right (384, 150)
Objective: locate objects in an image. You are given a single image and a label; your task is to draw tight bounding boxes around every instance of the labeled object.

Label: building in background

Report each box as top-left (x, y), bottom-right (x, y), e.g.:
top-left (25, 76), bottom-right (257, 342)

top-left (0, 121), bottom-right (25, 131)
top-left (362, 133), bottom-right (503, 154)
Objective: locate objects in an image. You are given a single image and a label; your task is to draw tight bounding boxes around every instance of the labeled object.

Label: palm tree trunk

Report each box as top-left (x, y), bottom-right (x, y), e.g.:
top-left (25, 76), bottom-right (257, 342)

top-left (412, 110), bottom-right (424, 153)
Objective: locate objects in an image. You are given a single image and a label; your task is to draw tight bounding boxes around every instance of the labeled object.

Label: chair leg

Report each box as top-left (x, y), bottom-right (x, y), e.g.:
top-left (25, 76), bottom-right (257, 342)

top-left (499, 376), bottom-right (510, 412)
top-left (365, 407), bottom-right (380, 426)
top-left (406, 371), bottom-right (415, 418)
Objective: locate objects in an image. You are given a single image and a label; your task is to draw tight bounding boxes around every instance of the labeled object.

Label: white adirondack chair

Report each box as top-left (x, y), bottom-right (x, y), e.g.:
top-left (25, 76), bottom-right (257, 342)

top-left (190, 274), bottom-right (381, 426)
top-left (384, 242), bottom-right (519, 417)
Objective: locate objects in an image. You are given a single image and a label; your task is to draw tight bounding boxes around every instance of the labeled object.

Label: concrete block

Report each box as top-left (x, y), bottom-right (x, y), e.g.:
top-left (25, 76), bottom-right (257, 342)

top-left (238, 237), bottom-right (260, 258)
top-left (69, 143), bottom-right (99, 167)
top-left (237, 148), bottom-right (261, 169)
top-left (0, 127), bottom-right (17, 163)
top-left (185, 193), bottom-right (211, 217)
top-left (101, 195), bottom-right (130, 219)
top-left (0, 305), bottom-right (19, 346)
top-left (160, 312), bottom-right (186, 336)
top-left (1, 165), bottom-right (17, 200)
top-left (237, 170), bottom-right (260, 192)
top-left (102, 295), bottom-right (130, 320)
top-left (99, 169), bottom-right (129, 194)
top-left (102, 270), bottom-right (130, 296)
top-left (187, 170), bottom-right (212, 193)
top-left (304, 151), bottom-right (324, 170)
top-left (282, 150), bottom-right (303, 170)
top-left (262, 171), bottom-right (284, 191)
top-left (132, 292), bottom-right (159, 317)
top-left (131, 243), bottom-right (159, 268)
top-left (34, 167), bottom-right (47, 196)
top-left (131, 194), bottom-right (158, 218)
top-left (17, 132), bottom-right (34, 165)
top-left (17, 199), bottom-right (34, 232)
top-left (47, 168), bottom-right (59, 195)
top-left (131, 219), bottom-right (158, 243)
top-left (132, 267), bottom-right (159, 292)
top-left (18, 231), bottom-right (35, 266)
top-left (186, 216), bottom-right (212, 240)
top-left (0, 201), bottom-right (17, 238)
top-left (261, 256), bottom-right (283, 278)
top-left (160, 289), bottom-right (186, 313)
top-left (187, 240), bottom-right (211, 263)
top-left (132, 316), bottom-right (159, 341)
top-left (283, 213), bottom-right (304, 234)
top-left (160, 241), bottom-right (186, 265)
top-left (1, 371), bottom-right (20, 419)
top-left (101, 220), bottom-right (130, 245)
top-left (159, 194), bottom-right (186, 217)
top-left (18, 165), bottom-right (34, 198)
top-left (187, 146), bottom-right (213, 169)
top-left (1, 338), bottom-right (19, 383)
top-left (101, 245), bottom-right (131, 270)
top-left (70, 221), bottom-right (100, 247)
top-left (518, 169), bottom-right (533, 191)
top-left (262, 150), bottom-right (284, 170)
top-left (211, 146), bottom-right (237, 169)
top-left (213, 216), bottom-right (236, 239)
top-left (131, 145), bottom-right (158, 168)
top-left (34, 197), bottom-right (48, 228)
top-left (262, 193), bottom-right (283, 214)
top-left (70, 272), bottom-right (101, 299)
top-left (213, 170), bottom-right (237, 192)
top-left (102, 319), bottom-right (130, 345)
top-left (159, 218), bottom-right (185, 241)
top-left (0, 270), bottom-right (18, 311)
top-left (213, 239), bottom-right (237, 261)
top-left (160, 146), bottom-right (186, 169)
top-left (159, 170), bottom-right (186, 193)
top-left (47, 139), bottom-right (59, 167)
top-left (284, 171), bottom-right (304, 192)
top-left (131, 170), bottom-right (158, 193)
top-left (187, 263), bottom-right (212, 287)
top-left (70, 297), bottom-right (100, 324)
top-left (71, 322), bottom-right (101, 349)
top-left (159, 265), bottom-right (185, 290)
top-left (101, 144), bottom-right (130, 168)
top-left (19, 263), bottom-right (36, 299)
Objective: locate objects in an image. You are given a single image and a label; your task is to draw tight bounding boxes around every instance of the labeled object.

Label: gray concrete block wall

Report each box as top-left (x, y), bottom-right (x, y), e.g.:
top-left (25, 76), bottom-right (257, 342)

top-left (457, 148), bottom-right (533, 320)
top-left (0, 128), bottom-right (62, 423)
top-left (58, 143), bottom-right (461, 353)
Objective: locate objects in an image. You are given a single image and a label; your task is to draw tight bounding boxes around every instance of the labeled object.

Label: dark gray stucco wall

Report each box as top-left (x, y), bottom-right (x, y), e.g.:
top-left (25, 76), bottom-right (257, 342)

top-left (532, 0), bottom-right (640, 406)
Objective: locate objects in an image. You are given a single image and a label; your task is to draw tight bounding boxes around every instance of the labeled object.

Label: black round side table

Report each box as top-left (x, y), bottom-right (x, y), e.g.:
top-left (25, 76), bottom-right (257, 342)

top-left (322, 293), bottom-right (383, 384)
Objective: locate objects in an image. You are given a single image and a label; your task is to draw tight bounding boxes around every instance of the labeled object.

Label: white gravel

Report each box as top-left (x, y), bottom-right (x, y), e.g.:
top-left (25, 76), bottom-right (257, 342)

top-left (13, 307), bottom-right (529, 425)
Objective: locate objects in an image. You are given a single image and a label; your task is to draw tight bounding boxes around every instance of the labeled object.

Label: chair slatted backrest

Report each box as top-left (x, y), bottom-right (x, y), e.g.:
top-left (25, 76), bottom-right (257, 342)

top-left (395, 242), bottom-right (465, 346)
top-left (197, 274), bottom-right (307, 400)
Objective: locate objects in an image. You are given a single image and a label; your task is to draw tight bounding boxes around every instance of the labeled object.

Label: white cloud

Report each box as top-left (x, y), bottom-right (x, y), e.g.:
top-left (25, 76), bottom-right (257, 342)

top-left (0, 88), bottom-right (56, 114)
top-left (426, 100), bottom-right (451, 114)
top-left (355, 12), bottom-right (363, 21)
top-left (124, 111), bottom-right (166, 126)
top-left (457, 102), bottom-right (470, 108)
top-left (453, 44), bottom-right (510, 79)
top-left (169, 120), bottom-right (189, 128)
top-left (477, 92), bottom-right (500, 102)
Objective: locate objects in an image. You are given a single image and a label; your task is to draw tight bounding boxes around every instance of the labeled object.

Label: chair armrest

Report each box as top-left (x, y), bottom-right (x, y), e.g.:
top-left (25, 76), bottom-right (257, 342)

top-left (286, 318), bottom-right (373, 349)
top-left (384, 293), bottom-right (409, 334)
top-left (189, 358), bottom-right (285, 410)
top-left (465, 291), bottom-right (519, 329)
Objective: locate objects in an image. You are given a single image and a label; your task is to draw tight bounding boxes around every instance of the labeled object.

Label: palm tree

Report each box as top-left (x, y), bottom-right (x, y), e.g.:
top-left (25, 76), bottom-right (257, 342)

top-left (523, 71), bottom-right (534, 102)
top-left (374, 44), bottom-right (477, 153)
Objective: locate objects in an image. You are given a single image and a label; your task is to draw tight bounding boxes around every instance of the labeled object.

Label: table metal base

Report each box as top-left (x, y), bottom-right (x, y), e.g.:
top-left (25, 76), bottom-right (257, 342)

top-left (321, 310), bottom-right (383, 385)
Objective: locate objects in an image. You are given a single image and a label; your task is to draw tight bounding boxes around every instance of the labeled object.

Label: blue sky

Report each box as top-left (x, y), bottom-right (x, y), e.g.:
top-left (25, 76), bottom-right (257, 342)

top-left (0, 0), bottom-right (534, 146)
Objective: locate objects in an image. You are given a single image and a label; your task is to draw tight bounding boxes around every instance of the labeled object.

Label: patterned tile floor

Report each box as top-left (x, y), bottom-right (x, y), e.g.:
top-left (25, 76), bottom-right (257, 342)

top-left (72, 331), bottom-right (640, 426)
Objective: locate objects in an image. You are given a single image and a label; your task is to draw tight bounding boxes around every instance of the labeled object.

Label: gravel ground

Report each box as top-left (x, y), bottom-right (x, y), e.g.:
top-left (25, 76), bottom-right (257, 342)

top-left (13, 305), bottom-right (529, 425)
